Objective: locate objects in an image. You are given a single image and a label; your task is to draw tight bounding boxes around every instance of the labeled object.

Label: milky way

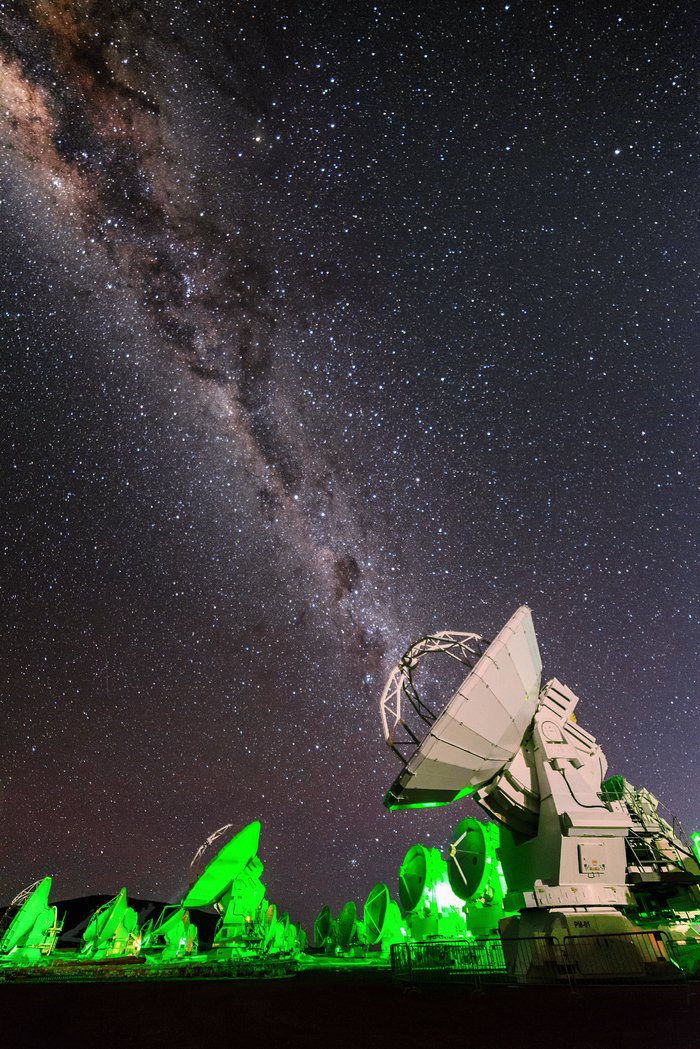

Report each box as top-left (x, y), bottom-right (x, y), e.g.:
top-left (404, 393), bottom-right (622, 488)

top-left (1, 1), bottom-right (697, 928)
top-left (0, 1), bottom-right (385, 657)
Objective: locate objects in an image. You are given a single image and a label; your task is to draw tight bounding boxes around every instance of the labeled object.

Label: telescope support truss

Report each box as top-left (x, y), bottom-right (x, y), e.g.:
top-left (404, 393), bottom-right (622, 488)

top-left (379, 631), bottom-right (489, 763)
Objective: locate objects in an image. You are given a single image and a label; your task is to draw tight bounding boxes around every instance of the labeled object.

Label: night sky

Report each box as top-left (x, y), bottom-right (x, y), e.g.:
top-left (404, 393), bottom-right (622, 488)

top-left (1, 1), bottom-right (697, 930)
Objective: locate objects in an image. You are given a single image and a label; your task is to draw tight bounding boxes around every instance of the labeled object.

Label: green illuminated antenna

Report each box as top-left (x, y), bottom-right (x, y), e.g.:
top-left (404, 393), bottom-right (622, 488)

top-left (139, 918), bottom-right (154, 948)
top-left (153, 905), bottom-right (188, 941)
top-left (313, 905), bottom-right (334, 948)
top-left (692, 832), bottom-right (700, 865)
top-left (397, 842), bottom-right (467, 940)
top-left (362, 882), bottom-right (405, 951)
top-left (183, 821), bottom-right (268, 959)
top-left (81, 887), bottom-right (139, 957)
top-left (183, 821), bottom-right (261, 908)
top-left (445, 817), bottom-right (509, 935)
top-left (447, 818), bottom-right (499, 902)
top-left (294, 921), bottom-right (308, 952)
top-left (280, 912), bottom-right (298, 954)
top-left (81, 888), bottom-right (127, 951)
top-left (363, 883), bottom-right (389, 945)
top-left (147, 905), bottom-right (195, 959)
top-left (398, 845), bottom-right (431, 913)
top-left (0, 877), bottom-right (60, 961)
top-left (335, 901), bottom-right (358, 951)
top-left (398, 844), bottom-right (462, 913)
top-left (261, 901), bottom-right (277, 948)
top-left (271, 910), bottom-right (289, 953)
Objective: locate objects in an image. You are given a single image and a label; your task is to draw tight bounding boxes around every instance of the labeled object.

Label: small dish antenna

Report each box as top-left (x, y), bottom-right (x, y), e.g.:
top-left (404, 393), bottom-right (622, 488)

top-left (362, 882), bottom-right (405, 951)
top-left (447, 817), bottom-right (508, 936)
top-left (281, 913), bottom-right (298, 954)
top-left (448, 818), bottom-right (500, 903)
top-left (399, 845), bottom-right (464, 912)
top-left (261, 901), bottom-right (277, 948)
top-left (148, 905), bottom-right (196, 959)
top-left (271, 910), bottom-right (290, 953)
top-left (335, 901), bottom-right (359, 952)
top-left (363, 883), bottom-right (389, 945)
top-left (397, 843), bottom-right (467, 939)
top-left (81, 888), bottom-right (139, 958)
top-left (313, 905), bottom-right (334, 949)
top-left (294, 922), bottom-right (308, 952)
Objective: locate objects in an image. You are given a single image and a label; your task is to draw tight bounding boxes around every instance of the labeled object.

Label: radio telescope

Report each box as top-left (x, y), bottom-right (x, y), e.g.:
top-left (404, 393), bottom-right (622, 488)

top-left (313, 905), bottom-right (335, 951)
top-left (380, 606), bottom-right (700, 961)
top-left (380, 607), bottom-right (540, 811)
top-left (335, 901), bottom-right (362, 953)
top-left (147, 905), bottom-right (197, 960)
top-left (183, 820), bottom-right (274, 958)
top-left (0, 877), bottom-right (61, 965)
top-left (80, 888), bottom-right (139, 959)
top-left (362, 883), bottom-right (405, 954)
top-left (398, 843), bottom-right (467, 940)
top-left (447, 818), bottom-right (508, 936)
top-left (188, 823), bottom-right (234, 882)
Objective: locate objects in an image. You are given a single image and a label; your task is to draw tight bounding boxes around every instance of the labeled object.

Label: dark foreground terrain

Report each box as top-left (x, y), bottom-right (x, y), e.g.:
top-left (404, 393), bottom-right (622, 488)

top-left (0, 971), bottom-right (696, 1049)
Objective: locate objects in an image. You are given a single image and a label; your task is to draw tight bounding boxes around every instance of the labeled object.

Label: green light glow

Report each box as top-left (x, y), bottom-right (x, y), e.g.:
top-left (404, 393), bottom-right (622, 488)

top-left (0, 877), bottom-right (59, 965)
top-left (386, 786), bottom-right (474, 811)
top-left (4, 814), bottom-right (696, 982)
top-left (386, 801), bottom-right (446, 811)
top-left (692, 832), bottom-right (700, 864)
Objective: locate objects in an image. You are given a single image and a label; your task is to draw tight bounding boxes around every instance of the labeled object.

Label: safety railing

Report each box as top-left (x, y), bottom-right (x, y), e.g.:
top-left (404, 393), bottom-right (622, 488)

top-left (562, 930), bottom-right (685, 986)
top-left (391, 930), bottom-right (688, 986)
top-left (390, 937), bottom-right (507, 987)
top-left (500, 935), bottom-right (564, 985)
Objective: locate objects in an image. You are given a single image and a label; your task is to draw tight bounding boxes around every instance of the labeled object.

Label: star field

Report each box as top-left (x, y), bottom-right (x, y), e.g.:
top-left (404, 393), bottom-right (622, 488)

top-left (0, 1), bottom-right (697, 929)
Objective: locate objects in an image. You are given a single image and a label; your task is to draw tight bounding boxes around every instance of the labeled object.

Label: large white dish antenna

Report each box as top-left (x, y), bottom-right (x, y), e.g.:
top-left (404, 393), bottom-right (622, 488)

top-left (382, 606), bottom-right (542, 809)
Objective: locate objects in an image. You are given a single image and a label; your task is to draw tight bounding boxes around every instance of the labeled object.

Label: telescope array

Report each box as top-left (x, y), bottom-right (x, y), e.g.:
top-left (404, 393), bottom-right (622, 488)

top-left (1, 608), bottom-right (698, 983)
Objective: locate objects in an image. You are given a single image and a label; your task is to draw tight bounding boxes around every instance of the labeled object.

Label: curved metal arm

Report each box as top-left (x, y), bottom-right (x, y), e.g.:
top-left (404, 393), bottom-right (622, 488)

top-left (379, 631), bottom-right (488, 759)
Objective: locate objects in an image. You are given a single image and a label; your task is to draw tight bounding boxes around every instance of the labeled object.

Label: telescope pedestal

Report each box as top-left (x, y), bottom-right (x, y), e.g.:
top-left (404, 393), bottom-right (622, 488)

top-left (211, 858), bottom-right (266, 958)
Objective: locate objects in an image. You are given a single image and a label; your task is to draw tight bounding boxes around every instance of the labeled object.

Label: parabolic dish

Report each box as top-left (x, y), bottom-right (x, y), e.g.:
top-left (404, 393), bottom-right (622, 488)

top-left (183, 821), bottom-right (261, 908)
top-left (363, 883), bottom-right (389, 945)
top-left (398, 845), bottom-right (430, 913)
top-left (154, 905), bottom-right (186, 939)
top-left (83, 888), bottom-right (128, 948)
top-left (122, 907), bottom-right (138, 934)
top-left (0, 877), bottom-right (52, 953)
top-left (313, 905), bottom-right (332, 947)
top-left (263, 902), bottom-right (277, 945)
top-left (447, 818), bottom-right (495, 903)
top-left (384, 606), bottom-right (542, 809)
top-left (336, 901), bottom-right (357, 950)
top-left (274, 911), bottom-right (290, 949)
top-left (282, 916), bottom-right (297, 953)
